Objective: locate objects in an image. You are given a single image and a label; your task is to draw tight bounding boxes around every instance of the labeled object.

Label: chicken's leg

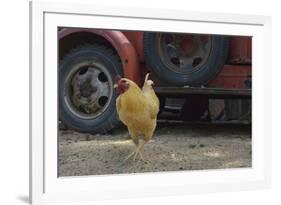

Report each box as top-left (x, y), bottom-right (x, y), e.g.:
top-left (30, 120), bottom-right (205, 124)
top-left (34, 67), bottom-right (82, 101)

top-left (133, 140), bottom-right (147, 161)
top-left (123, 135), bottom-right (139, 162)
top-left (124, 139), bottom-right (146, 162)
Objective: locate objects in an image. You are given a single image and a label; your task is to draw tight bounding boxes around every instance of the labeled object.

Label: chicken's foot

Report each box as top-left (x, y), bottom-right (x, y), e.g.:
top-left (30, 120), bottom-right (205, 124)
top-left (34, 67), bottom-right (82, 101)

top-left (123, 151), bottom-right (136, 162)
top-left (123, 145), bottom-right (144, 162)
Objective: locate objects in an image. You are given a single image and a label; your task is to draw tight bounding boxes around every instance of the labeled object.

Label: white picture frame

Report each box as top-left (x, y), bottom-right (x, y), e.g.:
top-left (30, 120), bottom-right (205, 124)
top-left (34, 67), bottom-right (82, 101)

top-left (30, 0), bottom-right (272, 204)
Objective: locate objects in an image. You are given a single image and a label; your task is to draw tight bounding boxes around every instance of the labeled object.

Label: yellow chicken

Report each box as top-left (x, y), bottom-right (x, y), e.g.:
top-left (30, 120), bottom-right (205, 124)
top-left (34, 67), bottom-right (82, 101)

top-left (114, 73), bottom-right (159, 161)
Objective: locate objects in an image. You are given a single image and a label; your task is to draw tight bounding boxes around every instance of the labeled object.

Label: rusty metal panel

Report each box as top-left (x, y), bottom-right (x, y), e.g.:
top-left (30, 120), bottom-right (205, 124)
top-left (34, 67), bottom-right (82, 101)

top-left (208, 65), bottom-right (251, 89)
top-left (227, 36), bottom-right (252, 65)
top-left (122, 31), bottom-right (144, 62)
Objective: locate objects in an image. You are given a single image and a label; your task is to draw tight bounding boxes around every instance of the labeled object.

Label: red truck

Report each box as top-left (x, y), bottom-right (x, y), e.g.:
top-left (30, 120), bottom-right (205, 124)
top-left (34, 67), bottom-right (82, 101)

top-left (59, 28), bottom-right (252, 133)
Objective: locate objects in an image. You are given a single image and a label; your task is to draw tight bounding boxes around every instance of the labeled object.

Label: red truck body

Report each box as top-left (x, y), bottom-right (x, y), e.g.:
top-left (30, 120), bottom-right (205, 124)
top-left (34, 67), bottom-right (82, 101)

top-left (59, 28), bottom-right (252, 89)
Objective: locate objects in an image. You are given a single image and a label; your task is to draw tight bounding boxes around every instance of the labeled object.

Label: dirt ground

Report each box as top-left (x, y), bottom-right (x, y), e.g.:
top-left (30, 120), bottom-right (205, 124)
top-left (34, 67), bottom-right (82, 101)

top-left (58, 123), bottom-right (251, 176)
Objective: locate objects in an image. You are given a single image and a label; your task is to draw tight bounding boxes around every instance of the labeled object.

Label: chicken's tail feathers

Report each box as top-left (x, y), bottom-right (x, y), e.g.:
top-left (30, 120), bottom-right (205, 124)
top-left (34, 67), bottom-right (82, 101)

top-left (145, 73), bottom-right (150, 82)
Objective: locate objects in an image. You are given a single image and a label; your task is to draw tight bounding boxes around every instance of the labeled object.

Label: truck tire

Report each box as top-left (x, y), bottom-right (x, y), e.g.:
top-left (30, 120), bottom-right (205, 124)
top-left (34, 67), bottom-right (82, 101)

top-left (59, 44), bottom-right (122, 133)
top-left (143, 32), bottom-right (229, 86)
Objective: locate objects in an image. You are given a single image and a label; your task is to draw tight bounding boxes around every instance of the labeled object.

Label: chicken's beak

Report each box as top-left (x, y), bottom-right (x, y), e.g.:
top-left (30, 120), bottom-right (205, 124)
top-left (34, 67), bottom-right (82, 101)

top-left (113, 83), bottom-right (118, 88)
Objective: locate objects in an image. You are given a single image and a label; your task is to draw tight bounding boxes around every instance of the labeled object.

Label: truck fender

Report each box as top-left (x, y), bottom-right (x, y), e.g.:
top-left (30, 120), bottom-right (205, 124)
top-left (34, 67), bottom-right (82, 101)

top-left (59, 28), bottom-right (141, 85)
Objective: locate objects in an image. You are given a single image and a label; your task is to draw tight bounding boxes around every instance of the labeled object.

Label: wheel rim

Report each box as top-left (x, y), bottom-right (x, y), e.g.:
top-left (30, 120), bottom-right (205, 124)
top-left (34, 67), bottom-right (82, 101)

top-left (63, 60), bottom-right (113, 120)
top-left (157, 33), bottom-right (212, 74)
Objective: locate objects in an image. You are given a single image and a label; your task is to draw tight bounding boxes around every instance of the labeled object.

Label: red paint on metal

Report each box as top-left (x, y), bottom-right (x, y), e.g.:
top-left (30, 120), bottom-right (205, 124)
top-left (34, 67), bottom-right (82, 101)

top-left (59, 28), bottom-right (141, 85)
top-left (59, 29), bottom-right (252, 89)
top-left (180, 36), bottom-right (196, 56)
top-left (227, 36), bottom-right (252, 65)
top-left (208, 65), bottom-right (251, 89)
top-left (121, 43), bottom-right (142, 86)
top-left (122, 32), bottom-right (144, 62)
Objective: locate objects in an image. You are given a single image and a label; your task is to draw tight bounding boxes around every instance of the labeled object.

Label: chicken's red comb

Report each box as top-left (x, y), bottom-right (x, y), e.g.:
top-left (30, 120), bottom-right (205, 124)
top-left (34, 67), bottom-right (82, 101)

top-left (115, 75), bottom-right (122, 82)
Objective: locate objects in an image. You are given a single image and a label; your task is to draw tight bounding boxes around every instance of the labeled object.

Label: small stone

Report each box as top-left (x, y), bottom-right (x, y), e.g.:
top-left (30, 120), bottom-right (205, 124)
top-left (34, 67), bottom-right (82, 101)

top-left (189, 144), bottom-right (196, 149)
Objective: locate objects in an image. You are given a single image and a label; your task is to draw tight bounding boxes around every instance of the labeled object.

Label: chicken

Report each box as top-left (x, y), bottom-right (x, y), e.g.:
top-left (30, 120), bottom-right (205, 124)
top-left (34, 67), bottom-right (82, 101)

top-left (114, 73), bottom-right (160, 161)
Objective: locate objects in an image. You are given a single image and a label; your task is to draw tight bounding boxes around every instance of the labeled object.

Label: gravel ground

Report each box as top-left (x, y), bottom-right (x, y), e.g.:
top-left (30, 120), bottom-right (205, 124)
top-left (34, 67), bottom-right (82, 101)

top-left (58, 123), bottom-right (251, 176)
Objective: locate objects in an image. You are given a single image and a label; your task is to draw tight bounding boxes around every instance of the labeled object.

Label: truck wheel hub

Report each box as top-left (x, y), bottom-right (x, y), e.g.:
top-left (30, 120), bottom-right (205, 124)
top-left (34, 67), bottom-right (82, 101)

top-left (68, 64), bottom-right (113, 118)
top-left (158, 33), bottom-right (212, 73)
